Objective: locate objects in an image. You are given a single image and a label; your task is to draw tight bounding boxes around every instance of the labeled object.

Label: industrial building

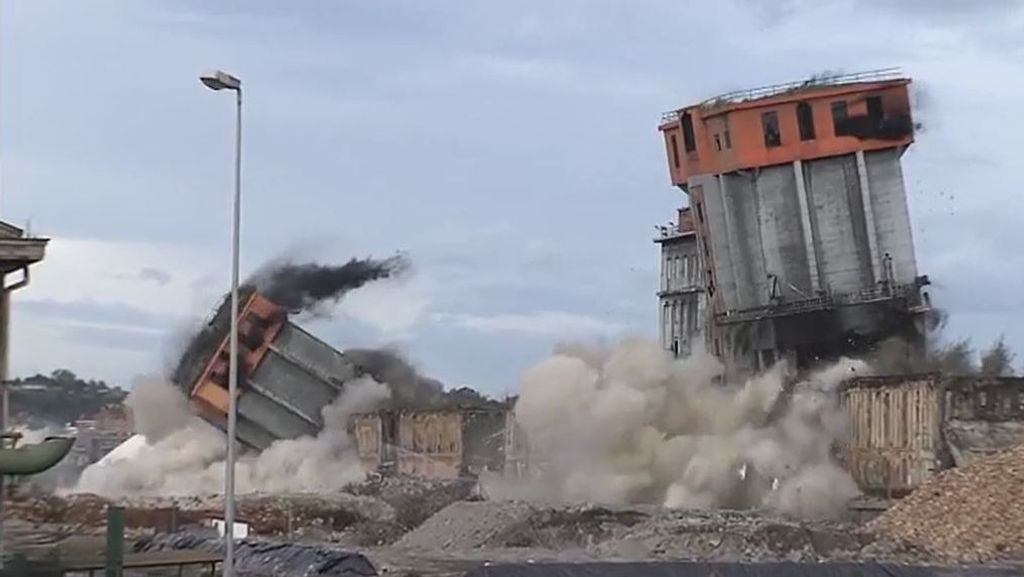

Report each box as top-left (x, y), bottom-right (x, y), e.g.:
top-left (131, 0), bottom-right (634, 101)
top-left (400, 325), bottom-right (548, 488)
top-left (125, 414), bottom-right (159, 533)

top-left (351, 407), bottom-right (510, 479)
top-left (654, 207), bottom-right (705, 358)
top-left (0, 221), bottom-right (48, 430)
top-left (658, 69), bottom-right (932, 376)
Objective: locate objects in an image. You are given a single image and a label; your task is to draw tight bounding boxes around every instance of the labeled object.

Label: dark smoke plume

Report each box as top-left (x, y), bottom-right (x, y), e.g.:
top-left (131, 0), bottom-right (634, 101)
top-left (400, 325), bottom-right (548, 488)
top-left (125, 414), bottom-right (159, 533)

top-left (345, 347), bottom-right (500, 410)
top-left (252, 254), bottom-right (409, 313)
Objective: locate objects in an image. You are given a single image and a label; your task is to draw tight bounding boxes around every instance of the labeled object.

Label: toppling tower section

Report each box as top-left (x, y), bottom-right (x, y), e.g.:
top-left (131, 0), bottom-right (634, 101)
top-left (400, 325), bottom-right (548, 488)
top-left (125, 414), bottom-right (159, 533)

top-left (658, 69), bottom-right (931, 376)
top-left (172, 287), bottom-right (364, 450)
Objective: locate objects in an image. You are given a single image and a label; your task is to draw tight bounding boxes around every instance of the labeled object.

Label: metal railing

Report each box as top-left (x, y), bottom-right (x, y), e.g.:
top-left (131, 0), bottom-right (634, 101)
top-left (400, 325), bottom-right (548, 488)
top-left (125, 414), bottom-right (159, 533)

top-left (661, 68), bottom-right (904, 123)
top-left (714, 281), bottom-right (923, 325)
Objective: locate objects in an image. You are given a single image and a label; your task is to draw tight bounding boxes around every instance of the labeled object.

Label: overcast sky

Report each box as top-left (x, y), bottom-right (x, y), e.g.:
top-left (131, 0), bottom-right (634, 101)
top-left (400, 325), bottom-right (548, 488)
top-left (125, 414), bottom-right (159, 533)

top-left (2, 0), bottom-right (1022, 393)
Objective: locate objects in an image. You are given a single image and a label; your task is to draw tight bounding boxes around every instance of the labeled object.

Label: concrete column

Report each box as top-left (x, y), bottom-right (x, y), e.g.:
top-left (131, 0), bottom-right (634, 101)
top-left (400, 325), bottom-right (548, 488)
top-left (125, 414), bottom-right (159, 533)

top-left (855, 150), bottom-right (882, 283)
top-left (717, 174), bottom-right (743, 305)
top-left (681, 300), bottom-right (689, 343)
top-left (792, 160), bottom-right (820, 293)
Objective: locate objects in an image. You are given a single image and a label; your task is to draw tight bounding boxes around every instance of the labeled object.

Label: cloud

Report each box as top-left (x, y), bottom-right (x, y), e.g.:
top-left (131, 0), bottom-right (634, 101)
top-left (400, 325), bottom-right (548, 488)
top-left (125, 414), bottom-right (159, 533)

top-left (434, 311), bottom-right (625, 337)
top-left (138, 267), bottom-right (173, 286)
top-left (332, 278), bottom-right (433, 337)
top-left (2, 0), bottom-right (1022, 391)
top-left (23, 237), bottom-right (219, 318)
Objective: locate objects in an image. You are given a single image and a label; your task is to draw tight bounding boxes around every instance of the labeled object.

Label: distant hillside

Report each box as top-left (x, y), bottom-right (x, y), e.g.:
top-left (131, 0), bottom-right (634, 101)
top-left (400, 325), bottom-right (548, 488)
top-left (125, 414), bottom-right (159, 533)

top-left (7, 370), bottom-right (127, 428)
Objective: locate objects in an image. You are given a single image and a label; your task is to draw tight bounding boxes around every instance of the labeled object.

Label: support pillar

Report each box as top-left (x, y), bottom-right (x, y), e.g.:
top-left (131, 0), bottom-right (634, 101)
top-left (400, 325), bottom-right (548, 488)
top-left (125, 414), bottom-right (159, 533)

top-left (106, 506), bottom-right (124, 577)
top-left (856, 150), bottom-right (882, 283)
top-left (792, 160), bottom-right (821, 293)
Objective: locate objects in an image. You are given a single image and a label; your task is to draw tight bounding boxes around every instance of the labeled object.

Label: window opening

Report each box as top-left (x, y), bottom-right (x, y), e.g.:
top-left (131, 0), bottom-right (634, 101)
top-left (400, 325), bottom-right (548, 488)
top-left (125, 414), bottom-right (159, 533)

top-left (761, 111), bottom-right (781, 148)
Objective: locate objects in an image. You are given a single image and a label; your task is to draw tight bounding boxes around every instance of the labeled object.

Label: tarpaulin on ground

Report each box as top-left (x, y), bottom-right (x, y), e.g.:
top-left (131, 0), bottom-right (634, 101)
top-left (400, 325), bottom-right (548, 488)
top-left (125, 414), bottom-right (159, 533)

top-left (134, 532), bottom-right (378, 577)
top-left (465, 562), bottom-right (1024, 577)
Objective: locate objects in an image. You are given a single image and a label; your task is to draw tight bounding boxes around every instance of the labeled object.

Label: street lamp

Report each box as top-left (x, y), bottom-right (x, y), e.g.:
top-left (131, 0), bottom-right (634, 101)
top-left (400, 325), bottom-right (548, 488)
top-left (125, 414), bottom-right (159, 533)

top-left (199, 68), bottom-right (242, 577)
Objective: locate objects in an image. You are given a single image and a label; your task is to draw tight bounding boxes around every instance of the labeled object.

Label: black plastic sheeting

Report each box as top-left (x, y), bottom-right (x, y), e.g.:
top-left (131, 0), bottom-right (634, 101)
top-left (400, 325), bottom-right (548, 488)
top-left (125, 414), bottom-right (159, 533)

top-left (134, 533), bottom-right (378, 577)
top-left (466, 562), bottom-right (1024, 577)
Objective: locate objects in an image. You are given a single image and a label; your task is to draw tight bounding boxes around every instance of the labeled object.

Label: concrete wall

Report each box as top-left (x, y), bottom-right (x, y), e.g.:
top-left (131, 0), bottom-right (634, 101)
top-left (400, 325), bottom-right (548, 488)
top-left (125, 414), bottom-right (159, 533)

top-left (687, 147), bottom-right (919, 376)
top-left (805, 154), bottom-right (874, 294)
top-left (352, 408), bottom-right (511, 479)
top-left (693, 149), bottom-right (916, 315)
top-left (865, 149), bottom-right (918, 284)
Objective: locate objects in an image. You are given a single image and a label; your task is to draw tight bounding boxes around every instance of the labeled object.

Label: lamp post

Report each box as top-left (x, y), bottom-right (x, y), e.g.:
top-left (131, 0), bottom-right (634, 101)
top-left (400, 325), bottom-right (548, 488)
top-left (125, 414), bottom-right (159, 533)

top-left (199, 69), bottom-right (242, 577)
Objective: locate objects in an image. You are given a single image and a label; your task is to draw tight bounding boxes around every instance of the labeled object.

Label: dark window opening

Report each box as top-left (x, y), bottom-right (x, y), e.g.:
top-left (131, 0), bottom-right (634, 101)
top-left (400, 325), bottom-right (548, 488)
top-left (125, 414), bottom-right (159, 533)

top-left (681, 112), bottom-right (696, 152)
top-left (723, 130), bottom-right (732, 149)
top-left (831, 101), bottom-right (849, 136)
top-left (761, 111), bottom-right (781, 148)
top-left (695, 201), bottom-right (705, 223)
top-left (670, 134), bottom-right (680, 168)
top-left (702, 237), bottom-right (710, 258)
top-left (866, 95), bottom-right (883, 123)
top-left (714, 134), bottom-right (722, 151)
top-left (796, 101), bottom-right (815, 141)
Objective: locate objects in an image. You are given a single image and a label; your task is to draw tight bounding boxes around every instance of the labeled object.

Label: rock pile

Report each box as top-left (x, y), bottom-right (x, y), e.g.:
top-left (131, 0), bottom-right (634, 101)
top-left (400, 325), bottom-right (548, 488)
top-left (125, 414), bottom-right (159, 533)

top-left (870, 444), bottom-right (1024, 563)
top-left (394, 500), bottom-right (926, 563)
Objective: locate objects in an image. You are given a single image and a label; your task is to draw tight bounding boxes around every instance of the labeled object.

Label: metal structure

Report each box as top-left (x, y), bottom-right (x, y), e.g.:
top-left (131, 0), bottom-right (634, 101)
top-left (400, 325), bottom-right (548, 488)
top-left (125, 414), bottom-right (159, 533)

top-left (658, 70), bottom-right (930, 377)
top-left (0, 221), bottom-right (48, 569)
top-left (199, 68), bottom-right (243, 577)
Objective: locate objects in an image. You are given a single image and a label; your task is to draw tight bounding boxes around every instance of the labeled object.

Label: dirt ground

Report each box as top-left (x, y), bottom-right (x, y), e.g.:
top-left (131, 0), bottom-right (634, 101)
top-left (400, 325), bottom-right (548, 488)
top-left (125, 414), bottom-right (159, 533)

top-left (3, 475), bottom-right (1020, 576)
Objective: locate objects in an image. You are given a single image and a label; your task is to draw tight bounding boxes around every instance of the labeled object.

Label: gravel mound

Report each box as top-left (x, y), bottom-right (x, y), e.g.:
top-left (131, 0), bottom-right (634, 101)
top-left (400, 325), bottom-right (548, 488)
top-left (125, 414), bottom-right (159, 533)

top-left (594, 508), bottom-right (924, 562)
top-left (870, 444), bottom-right (1024, 563)
top-left (395, 501), bottom-right (539, 550)
top-left (394, 501), bottom-right (928, 563)
top-left (347, 476), bottom-right (478, 530)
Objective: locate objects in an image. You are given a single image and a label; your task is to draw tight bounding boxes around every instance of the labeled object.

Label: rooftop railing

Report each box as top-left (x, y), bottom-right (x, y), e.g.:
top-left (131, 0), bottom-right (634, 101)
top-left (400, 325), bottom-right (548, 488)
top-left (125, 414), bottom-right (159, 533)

top-left (661, 68), bottom-right (904, 123)
top-left (714, 281), bottom-right (923, 325)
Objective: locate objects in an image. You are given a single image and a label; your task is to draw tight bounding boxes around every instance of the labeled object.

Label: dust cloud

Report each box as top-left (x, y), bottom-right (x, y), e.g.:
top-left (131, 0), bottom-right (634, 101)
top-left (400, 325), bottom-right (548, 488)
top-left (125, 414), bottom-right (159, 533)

top-left (73, 376), bottom-right (390, 497)
top-left (506, 338), bottom-right (865, 520)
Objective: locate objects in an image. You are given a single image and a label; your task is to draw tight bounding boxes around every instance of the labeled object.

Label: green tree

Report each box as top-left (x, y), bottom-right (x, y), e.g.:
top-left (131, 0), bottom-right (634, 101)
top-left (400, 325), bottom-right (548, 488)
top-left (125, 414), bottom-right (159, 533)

top-left (980, 336), bottom-right (1016, 376)
top-left (8, 370), bottom-right (127, 426)
top-left (928, 339), bottom-right (976, 375)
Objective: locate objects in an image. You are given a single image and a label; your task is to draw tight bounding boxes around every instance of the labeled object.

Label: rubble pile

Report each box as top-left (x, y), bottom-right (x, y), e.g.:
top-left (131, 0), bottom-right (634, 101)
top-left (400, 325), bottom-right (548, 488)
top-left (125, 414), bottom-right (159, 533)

top-left (592, 508), bottom-right (926, 562)
top-left (347, 476), bottom-right (478, 530)
top-left (870, 444), bottom-right (1024, 563)
top-left (394, 500), bottom-right (927, 564)
top-left (7, 492), bottom-right (399, 541)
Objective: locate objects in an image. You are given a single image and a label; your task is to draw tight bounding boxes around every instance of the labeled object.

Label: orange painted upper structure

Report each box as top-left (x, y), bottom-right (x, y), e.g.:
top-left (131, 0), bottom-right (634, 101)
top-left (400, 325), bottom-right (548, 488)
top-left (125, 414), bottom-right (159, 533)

top-left (190, 292), bottom-right (287, 422)
top-left (659, 71), bottom-right (914, 185)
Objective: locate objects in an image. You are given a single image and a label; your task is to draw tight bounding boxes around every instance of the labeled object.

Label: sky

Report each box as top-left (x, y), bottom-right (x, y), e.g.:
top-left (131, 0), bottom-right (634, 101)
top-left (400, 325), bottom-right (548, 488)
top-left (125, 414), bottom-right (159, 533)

top-left (1, 0), bottom-right (1022, 393)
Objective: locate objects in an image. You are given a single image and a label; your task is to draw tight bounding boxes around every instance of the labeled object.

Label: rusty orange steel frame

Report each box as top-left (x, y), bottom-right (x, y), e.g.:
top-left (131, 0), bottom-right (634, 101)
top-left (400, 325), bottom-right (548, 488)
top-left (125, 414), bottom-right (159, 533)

top-left (189, 293), bottom-right (287, 421)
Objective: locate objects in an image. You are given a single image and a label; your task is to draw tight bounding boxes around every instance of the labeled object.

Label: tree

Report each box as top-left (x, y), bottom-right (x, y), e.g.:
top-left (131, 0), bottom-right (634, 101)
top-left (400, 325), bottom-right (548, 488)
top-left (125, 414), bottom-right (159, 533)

top-left (980, 336), bottom-right (1016, 376)
top-left (8, 370), bottom-right (127, 427)
top-left (928, 339), bottom-right (975, 375)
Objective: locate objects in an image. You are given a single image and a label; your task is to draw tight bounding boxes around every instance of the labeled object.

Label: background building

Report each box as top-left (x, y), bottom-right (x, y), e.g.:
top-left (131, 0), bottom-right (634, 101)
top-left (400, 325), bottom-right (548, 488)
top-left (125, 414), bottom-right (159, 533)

top-left (655, 207), bottom-right (705, 358)
top-left (658, 70), bottom-right (932, 377)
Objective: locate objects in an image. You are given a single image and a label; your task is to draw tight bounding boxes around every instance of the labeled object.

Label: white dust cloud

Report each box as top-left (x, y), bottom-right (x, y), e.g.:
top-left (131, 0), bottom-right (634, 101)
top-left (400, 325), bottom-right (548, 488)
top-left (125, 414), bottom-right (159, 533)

top-left (73, 376), bottom-right (389, 496)
top-left (508, 338), bottom-right (866, 520)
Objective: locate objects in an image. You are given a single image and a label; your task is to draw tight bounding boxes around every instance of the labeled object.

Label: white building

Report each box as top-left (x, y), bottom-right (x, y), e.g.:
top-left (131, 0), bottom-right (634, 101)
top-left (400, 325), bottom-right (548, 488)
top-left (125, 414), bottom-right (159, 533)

top-left (654, 206), bottom-right (705, 358)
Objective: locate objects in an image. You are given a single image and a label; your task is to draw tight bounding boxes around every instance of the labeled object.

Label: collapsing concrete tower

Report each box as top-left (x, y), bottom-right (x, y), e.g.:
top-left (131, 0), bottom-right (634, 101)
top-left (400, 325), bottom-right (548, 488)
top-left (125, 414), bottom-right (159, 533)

top-left (658, 69), bottom-right (931, 376)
